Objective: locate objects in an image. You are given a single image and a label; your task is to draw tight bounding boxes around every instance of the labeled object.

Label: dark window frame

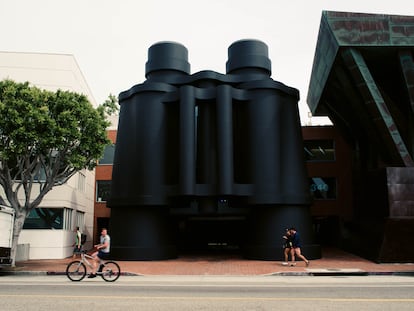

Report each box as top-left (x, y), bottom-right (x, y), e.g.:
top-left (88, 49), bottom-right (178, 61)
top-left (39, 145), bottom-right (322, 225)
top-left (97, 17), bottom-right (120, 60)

top-left (96, 180), bottom-right (112, 202)
top-left (98, 144), bottom-right (115, 165)
top-left (304, 139), bottom-right (335, 162)
top-left (23, 207), bottom-right (64, 229)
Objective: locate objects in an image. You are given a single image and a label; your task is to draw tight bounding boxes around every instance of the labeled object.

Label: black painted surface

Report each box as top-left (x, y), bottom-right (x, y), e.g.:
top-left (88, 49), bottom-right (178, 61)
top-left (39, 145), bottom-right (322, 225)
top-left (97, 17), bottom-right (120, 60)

top-left (108, 40), bottom-right (320, 260)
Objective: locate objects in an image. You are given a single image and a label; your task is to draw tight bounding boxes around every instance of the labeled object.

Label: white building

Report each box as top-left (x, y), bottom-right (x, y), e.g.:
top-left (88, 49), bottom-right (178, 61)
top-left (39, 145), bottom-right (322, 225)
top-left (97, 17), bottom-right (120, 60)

top-left (0, 51), bottom-right (96, 259)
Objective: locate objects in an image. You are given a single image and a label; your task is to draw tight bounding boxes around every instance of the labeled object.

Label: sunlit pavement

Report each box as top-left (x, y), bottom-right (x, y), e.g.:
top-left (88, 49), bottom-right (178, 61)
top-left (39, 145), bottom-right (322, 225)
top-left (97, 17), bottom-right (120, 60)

top-left (2, 248), bottom-right (414, 276)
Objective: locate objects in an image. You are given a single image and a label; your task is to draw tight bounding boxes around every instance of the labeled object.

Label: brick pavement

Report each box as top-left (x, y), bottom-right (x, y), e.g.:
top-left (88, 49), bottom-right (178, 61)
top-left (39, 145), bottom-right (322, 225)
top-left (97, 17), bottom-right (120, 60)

top-left (4, 248), bottom-right (414, 276)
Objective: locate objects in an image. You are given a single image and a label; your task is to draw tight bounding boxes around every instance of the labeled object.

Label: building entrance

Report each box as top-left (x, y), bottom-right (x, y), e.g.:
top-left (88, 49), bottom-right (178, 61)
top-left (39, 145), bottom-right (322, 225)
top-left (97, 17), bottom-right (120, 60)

top-left (173, 216), bottom-right (247, 254)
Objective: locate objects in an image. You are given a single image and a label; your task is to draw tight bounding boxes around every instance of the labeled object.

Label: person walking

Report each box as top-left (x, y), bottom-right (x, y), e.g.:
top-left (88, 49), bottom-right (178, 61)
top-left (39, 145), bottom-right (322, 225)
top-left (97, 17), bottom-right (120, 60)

top-left (282, 229), bottom-right (294, 265)
top-left (88, 228), bottom-right (111, 278)
top-left (289, 227), bottom-right (310, 267)
top-left (72, 226), bottom-right (82, 258)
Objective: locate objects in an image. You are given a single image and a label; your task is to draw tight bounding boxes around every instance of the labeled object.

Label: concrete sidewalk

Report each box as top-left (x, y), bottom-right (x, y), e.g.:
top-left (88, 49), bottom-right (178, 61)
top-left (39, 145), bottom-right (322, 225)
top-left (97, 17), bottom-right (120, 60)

top-left (2, 248), bottom-right (414, 276)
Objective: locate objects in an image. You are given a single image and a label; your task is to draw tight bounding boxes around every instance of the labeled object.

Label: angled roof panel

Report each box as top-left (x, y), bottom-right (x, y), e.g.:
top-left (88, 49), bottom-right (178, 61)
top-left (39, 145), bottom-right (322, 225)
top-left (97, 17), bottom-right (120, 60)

top-left (307, 11), bottom-right (414, 114)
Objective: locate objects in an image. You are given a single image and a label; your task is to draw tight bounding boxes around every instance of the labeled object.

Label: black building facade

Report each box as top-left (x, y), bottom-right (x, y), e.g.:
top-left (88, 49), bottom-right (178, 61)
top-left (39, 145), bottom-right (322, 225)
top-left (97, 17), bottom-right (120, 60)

top-left (108, 40), bottom-right (321, 261)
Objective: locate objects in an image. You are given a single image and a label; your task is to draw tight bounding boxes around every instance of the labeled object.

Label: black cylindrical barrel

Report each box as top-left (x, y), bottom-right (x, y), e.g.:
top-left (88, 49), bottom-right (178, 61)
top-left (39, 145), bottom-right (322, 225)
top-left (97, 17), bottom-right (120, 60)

top-left (244, 205), bottom-right (321, 260)
top-left (146, 41), bottom-right (190, 80)
top-left (109, 42), bottom-right (191, 260)
top-left (179, 85), bottom-right (196, 195)
top-left (227, 40), bottom-right (318, 260)
top-left (226, 39), bottom-right (271, 76)
top-left (244, 82), bottom-right (308, 204)
top-left (216, 85), bottom-right (234, 195)
top-left (110, 206), bottom-right (176, 260)
top-left (110, 85), bottom-right (175, 206)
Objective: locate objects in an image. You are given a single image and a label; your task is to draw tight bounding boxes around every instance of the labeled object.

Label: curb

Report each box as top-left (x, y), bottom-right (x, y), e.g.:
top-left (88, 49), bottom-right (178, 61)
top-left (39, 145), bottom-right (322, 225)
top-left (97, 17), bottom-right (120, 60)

top-left (269, 271), bottom-right (414, 277)
top-left (0, 270), bottom-right (141, 277)
top-left (1, 270), bottom-right (414, 277)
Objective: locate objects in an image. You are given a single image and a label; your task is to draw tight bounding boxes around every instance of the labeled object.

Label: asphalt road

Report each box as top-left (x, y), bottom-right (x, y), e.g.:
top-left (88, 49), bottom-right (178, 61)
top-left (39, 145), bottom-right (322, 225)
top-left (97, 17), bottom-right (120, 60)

top-left (1, 275), bottom-right (414, 310)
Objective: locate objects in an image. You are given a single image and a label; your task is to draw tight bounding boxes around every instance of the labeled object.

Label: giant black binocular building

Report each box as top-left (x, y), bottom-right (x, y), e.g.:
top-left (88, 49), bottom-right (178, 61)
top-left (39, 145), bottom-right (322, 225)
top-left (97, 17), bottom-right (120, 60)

top-left (108, 39), bottom-right (320, 260)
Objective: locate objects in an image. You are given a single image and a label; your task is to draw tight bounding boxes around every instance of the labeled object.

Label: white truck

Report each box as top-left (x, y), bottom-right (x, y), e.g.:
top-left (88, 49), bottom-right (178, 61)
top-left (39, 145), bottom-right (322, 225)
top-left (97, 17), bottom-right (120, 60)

top-left (0, 204), bottom-right (14, 266)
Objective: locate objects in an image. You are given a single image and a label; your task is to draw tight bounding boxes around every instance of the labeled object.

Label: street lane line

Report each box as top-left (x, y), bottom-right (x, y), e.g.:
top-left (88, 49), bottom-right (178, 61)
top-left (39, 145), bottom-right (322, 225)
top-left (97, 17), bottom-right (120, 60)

top-left (1, 294), bottom-right (414, 302)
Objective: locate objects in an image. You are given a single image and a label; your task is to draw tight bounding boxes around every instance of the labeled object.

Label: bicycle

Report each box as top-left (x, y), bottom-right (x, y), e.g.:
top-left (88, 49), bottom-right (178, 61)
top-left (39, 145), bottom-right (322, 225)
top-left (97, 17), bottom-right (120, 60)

top-left (66, 250), bottom-right (121, 282)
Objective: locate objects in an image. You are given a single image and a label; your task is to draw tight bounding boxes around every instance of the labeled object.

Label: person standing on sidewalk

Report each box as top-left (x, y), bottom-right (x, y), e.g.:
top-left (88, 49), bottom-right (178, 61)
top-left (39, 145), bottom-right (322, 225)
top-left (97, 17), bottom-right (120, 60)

top-left (289, 227), bottom-right (310, 267)
top-left (72, 226), bottom-right (82, 258)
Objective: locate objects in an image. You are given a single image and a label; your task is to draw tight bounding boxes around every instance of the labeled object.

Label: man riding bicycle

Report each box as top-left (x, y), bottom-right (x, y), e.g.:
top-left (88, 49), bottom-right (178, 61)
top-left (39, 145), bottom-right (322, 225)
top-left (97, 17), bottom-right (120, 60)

top-left (88, 228), bottom-right (111, 278)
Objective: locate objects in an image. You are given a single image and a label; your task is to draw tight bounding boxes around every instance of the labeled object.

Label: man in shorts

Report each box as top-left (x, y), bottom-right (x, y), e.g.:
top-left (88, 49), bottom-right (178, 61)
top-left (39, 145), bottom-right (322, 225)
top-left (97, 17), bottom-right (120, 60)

top-left (289, 227), bottom-right (310, 267)
top-left (88, 228), bottom-right (111, 278)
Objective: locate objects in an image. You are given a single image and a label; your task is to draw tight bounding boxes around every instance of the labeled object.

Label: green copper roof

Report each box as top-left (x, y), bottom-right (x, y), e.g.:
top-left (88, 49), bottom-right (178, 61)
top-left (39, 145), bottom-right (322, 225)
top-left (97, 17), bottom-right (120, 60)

top-left (307, 11), bottom-right (414, 114)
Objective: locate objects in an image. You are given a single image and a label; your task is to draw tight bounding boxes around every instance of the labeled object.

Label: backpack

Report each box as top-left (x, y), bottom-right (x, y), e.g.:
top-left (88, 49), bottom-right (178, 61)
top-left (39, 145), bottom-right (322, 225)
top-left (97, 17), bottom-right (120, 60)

top-left (81, 233), bottom-right (87, 245)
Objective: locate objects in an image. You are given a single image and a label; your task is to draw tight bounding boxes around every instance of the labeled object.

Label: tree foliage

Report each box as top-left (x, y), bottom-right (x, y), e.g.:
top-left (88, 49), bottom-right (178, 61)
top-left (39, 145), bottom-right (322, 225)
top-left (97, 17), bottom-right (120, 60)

top-left (0, 79), bottom-right (116, 265)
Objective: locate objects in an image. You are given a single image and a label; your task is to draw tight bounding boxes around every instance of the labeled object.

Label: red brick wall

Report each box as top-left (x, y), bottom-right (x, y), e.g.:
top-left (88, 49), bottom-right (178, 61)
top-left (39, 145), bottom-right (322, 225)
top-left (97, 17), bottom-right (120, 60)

top-left (93, 130), bottom-right (116, 242)
top-left (302, 126), bottom-right (353, 220)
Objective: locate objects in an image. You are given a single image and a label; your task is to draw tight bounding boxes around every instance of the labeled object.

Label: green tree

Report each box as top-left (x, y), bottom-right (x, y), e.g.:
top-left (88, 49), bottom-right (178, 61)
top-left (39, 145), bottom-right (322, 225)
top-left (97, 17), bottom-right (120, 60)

top-left (0, 79), bottom-right (117, 266)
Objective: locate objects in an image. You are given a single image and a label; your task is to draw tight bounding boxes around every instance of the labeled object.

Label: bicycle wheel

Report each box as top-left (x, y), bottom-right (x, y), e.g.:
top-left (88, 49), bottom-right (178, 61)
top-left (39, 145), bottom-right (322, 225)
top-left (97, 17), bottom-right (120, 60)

top-left (100, 261), bottom-right (121, 282)
top-left (66, 261), bottom-right (87, 281)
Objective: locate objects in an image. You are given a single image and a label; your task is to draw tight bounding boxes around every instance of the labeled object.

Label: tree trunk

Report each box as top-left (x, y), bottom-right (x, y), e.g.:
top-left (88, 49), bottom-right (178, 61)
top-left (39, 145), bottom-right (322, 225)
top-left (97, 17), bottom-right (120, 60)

top-left (10, 209), bottom-right (27, 267)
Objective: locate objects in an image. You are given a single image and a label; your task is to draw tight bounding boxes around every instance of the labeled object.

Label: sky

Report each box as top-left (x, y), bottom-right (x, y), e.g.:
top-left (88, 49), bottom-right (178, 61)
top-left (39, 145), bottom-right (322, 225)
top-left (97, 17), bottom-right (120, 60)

top-left (1, 0), bottom-right (413, 124)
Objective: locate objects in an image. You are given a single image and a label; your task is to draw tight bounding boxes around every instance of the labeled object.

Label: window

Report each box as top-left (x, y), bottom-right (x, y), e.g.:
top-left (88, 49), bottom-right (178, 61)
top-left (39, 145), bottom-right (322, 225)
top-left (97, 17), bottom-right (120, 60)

top-left (23, 208), bottom-right (64, 229)
top-left (98, 144), bottom-right (115, 165)
top-left (96, 180), bottom-right (111, 202)
top-left (304, 140), bottom-right (335, 161)
top-left (22, 207), bottom-right (78, 230)
top-left (63, 208), bottom-right (73, 230)
top-left (77, 171), bottom-right (86, 192)
top-left (309, 177), bottom-right (337, 199)
top-left (33, 168), bottom-right (46, 182)
top-left (75, 211), bottom-right (85, 230)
